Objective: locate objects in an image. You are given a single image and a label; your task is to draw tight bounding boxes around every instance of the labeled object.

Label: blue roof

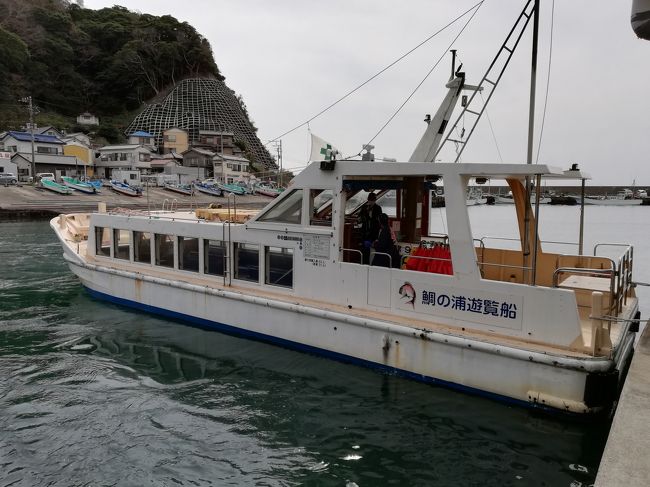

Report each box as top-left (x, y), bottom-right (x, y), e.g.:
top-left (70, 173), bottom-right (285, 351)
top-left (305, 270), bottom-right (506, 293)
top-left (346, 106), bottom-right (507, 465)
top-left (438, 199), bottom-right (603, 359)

top-left (129, 130), bottom-right (154, 138)
top-left (4, 131), bottom-right (64, 144)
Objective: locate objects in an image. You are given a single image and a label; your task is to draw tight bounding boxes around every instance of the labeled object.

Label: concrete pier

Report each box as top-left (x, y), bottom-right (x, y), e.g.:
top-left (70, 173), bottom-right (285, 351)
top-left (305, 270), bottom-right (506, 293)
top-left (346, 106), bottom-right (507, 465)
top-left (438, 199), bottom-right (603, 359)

top-left (595, 323), bottom-right (650, 486)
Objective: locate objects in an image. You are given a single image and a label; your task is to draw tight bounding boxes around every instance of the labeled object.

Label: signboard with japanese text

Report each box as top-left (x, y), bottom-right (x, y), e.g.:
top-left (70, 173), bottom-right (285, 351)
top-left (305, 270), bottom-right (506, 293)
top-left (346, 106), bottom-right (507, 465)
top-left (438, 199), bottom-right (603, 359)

top-left (303, 234), bottom-right (330, 260)
top-left (394, 279), bottom-right (523, 329)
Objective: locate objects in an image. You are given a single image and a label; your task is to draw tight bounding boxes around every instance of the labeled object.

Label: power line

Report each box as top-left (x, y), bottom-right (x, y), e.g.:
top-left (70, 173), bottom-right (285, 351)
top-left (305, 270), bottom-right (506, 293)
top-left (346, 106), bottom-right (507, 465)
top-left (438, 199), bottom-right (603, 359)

top-left (362, 1), bottom-right (484, 150)
top-left (266, 1), bottom-right (484, 144)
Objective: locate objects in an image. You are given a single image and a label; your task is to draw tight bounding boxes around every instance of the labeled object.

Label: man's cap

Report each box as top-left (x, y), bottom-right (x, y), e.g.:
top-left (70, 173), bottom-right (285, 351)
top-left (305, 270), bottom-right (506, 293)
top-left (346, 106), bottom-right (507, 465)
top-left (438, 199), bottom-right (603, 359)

top-left (367, 192), bottom-right (377, 201)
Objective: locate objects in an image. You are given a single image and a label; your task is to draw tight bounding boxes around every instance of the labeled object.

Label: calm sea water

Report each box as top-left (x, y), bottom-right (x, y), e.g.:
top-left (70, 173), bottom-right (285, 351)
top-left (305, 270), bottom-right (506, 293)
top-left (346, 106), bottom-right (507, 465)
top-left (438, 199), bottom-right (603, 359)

top-left (1, 206), bottom-right (647, 486)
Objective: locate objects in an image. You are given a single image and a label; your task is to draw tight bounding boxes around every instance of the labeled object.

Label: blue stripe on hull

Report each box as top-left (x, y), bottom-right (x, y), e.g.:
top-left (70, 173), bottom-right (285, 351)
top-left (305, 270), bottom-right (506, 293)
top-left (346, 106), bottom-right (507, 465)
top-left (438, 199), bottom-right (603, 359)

top-left (84, 286), bottom-right (587, 418)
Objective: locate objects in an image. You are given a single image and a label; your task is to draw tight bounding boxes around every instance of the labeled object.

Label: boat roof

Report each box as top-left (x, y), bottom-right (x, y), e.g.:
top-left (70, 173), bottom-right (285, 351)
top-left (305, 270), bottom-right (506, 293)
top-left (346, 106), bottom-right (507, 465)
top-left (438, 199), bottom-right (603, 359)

top-left (295, 161), bottom-right (590, 182)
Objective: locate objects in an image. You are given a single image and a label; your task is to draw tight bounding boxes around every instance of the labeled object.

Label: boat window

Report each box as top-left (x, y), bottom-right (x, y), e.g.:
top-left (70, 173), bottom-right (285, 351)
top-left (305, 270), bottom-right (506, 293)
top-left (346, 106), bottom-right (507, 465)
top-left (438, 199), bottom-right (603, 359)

top-left (204, 240), bottom-right (226, 276)
top-left (234, 243), bottom-right (259, 282)
top-left (309, 189), bottom-right (333, 226)
top-left (95, 227), bottom-right (111, 257)
top-left (265, 246), bottom-right (293, 288)
top-left (178, 236), bottom-right (199, 272)
top-left (344, 190), bottom-right (370, 216)
top-left (113, 229), bottom-right (131, 260)
top-left (256, 189), bottom-right (303, 224)
top-left (377, 190), bottom-right (397, 218)
top-left (155, 233), bottom-right (174, 268)
top-left (134, 231), bottom-right (151, 264)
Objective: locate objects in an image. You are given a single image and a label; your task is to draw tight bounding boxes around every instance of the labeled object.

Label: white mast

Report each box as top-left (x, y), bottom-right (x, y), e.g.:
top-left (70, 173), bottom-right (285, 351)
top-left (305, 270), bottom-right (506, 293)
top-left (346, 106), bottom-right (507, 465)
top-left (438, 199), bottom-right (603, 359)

top-left (409, 51), bottom-right (480, 162)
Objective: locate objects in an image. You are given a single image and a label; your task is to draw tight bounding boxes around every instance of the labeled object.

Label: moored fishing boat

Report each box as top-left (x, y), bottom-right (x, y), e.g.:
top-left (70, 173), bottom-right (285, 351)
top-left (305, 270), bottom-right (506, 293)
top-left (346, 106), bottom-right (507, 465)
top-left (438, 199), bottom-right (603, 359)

top-left (254, 183), bottom-right (283, 197)
top-left (164, 182), bottom-right (194, 196)
top-left (194, 182), bottom-right (223, 197)
top-left (110, 180), bottom-right (142, 197)
top-left (41, 178), bottom-right (74, 195)
top-left (62, 176), bottom-right (100, 194)
top-left (217, 182), bottom-right (246, 195)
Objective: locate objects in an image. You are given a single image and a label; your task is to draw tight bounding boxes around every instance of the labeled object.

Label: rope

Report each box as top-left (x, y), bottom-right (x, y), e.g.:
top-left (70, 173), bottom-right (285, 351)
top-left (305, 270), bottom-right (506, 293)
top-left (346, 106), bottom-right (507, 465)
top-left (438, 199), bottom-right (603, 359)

top-left (266, 2), bottom-right (484, 144)
top-left (534, 0), bottom-right (555, 164)
top-left (480, 91), bottom-right (504, 163)
top-left (363, 2), bottom-right (484, 148)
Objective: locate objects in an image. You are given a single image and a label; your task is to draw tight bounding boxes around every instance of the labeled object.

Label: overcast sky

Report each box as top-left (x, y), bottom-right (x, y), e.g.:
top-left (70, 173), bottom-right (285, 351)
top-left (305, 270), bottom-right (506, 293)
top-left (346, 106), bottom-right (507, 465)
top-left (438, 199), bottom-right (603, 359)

top-left (85, 0), bottom-right (649, 185)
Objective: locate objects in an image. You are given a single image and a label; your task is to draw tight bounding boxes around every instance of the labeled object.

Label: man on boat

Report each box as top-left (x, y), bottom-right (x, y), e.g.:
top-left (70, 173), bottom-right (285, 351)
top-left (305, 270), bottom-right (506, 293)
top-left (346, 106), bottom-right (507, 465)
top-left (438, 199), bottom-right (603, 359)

top-left (358, 192), bottom-right (382, 264)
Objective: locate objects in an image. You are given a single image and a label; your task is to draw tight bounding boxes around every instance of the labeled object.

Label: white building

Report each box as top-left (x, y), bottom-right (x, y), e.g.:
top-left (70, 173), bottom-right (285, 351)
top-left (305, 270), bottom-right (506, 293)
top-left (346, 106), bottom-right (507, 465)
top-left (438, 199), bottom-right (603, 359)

top-left (95, 144), bottom-right (153, 179)
top-left (213, 154), bottom-right (250, 184)
top-left (0, 152), bottom-right (17, 176)
top-left (76, 112), bottom-right (99, 126)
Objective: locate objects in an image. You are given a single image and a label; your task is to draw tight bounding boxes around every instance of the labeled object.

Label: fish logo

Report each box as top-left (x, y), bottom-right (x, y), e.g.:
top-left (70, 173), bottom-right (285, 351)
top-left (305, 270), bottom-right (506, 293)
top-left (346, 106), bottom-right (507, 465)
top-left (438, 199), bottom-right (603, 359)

top-left (399, 282), bottom-right (416, 308)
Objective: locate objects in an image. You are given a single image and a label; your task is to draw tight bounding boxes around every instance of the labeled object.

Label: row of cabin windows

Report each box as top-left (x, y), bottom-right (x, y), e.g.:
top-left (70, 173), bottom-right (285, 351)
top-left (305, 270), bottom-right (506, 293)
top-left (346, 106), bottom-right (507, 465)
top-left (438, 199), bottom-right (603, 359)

top-left (95, 227), bottom-right (293, 288)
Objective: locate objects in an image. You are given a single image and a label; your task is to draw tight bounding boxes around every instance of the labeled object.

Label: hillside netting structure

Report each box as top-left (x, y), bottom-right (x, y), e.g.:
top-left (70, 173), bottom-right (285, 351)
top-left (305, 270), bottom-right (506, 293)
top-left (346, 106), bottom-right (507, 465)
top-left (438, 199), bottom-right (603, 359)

top-left (125, 78), bottom-right (276, 168)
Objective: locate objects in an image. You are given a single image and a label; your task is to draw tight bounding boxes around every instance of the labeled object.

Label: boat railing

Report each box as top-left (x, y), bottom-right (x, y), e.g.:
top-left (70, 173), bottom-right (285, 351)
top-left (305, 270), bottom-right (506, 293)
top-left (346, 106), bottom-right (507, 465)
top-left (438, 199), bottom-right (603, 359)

top-left (553, 257), bottom-right (617, 314)
top-left (341, 248), bottom-right (363, 264)
top-left (478, 235), bottom-right (580, 251)
top-left (594, 243), bottom-right (634, 313)
top-left (369, 251), bottom-right (393, 268)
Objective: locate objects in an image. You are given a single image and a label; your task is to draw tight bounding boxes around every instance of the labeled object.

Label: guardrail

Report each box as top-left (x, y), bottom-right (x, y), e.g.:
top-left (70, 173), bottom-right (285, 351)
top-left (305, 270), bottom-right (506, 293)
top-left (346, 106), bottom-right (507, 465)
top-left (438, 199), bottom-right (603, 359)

top-left (594, 243), bottom-right (634, 314)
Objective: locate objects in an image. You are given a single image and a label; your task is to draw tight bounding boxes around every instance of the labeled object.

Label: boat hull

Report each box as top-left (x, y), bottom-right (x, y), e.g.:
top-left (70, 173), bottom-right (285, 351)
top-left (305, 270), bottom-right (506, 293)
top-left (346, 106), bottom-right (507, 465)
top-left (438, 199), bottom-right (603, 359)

top-left (164, 184), bottom-right (194, 196)
top-left (42, 180), bottom-right (74, 194)
top-left (64, 255), bottom-right (626, 416)
top-left (63, 180), bottom-right (98, 194)
top-left (110, 182), bottom-right (141, 197)
top-left (583, 197), bottom-right (643, 206)
top-left (194, 184), bottom-right (222, 197)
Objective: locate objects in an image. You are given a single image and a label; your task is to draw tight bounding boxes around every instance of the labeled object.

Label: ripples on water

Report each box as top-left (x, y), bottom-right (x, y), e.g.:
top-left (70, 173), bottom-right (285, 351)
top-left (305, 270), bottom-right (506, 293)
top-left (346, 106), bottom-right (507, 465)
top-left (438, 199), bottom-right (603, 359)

top-left (0, 219), bottom-right (615, 486)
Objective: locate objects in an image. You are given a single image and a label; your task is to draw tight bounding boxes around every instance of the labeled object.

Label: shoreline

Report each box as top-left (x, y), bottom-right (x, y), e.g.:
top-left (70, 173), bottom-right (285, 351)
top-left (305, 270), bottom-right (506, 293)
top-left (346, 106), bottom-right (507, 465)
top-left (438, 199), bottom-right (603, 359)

top-left (0, 185), bottom-right (273, 220)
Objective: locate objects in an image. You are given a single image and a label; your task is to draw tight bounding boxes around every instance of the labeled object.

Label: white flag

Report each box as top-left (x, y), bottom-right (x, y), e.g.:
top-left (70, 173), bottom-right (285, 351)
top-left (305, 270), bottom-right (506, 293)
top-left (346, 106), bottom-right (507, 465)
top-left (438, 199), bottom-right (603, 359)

top-left (310, 133), bottom-right (340, 161)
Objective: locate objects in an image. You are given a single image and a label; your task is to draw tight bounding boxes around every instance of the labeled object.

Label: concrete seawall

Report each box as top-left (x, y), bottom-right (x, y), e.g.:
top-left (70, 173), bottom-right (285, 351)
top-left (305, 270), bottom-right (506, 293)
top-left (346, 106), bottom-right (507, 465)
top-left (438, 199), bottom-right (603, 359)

top-left (595, 323), bottom-right (650, 486)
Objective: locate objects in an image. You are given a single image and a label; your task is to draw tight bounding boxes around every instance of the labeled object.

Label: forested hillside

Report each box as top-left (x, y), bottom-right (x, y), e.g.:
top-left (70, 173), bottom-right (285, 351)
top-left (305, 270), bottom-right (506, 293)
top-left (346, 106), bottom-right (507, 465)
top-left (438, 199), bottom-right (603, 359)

top-left (0, 0), bottom-right (224, 138)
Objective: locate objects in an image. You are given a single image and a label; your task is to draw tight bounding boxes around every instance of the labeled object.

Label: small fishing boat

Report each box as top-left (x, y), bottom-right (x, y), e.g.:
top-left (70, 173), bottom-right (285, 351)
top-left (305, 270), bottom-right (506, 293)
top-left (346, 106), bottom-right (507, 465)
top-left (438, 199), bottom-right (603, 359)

top-left (41, 178), bottom-right (74, 195)
top-left (86, 180), bottom-right (103, 190)
top-left (62, 176), bottom-right (100, 194)
top-left (194, 182), bottom-right (223, 197)
top-left (255, 183), bottom-right (283, 197)
top-left (110, 180), bottom-right (142, 197)
top-left (164, 182), bottom-right (194, 196)
top-left (217, 182), bottom-right (246, 195)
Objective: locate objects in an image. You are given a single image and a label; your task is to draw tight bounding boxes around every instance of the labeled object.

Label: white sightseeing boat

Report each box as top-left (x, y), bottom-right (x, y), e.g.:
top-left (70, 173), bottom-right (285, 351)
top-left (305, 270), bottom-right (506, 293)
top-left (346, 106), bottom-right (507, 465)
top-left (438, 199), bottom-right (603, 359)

top-left (51, 159), bottom-right (640, 416)
top-left (50, 3), bottom-right (642, 416)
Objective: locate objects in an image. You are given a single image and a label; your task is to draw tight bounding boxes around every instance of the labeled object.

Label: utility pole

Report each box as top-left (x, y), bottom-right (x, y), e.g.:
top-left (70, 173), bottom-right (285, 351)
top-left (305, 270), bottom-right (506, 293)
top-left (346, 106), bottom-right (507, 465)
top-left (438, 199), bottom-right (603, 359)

top-left (20, 96), bottom-right (36, 182)
top-left (275, 140), bottom-right (283, 187)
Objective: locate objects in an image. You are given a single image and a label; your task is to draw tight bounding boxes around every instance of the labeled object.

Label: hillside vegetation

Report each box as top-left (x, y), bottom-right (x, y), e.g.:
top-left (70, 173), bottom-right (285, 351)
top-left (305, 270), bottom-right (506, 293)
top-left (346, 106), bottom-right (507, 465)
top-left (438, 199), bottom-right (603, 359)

top-left (0, 0), bottom-right (225, 139)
